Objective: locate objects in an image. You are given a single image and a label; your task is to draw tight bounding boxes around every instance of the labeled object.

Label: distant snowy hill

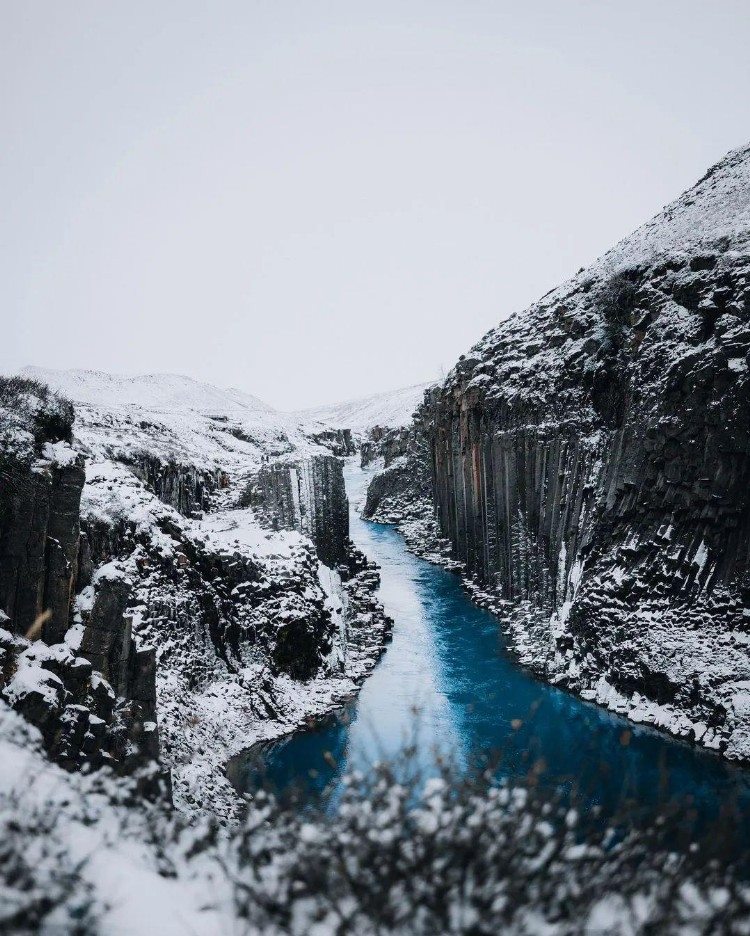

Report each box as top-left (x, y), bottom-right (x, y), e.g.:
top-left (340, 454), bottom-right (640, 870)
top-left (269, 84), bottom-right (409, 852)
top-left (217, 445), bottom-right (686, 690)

top-left (20, 366), bottom-right (324, 479)
top-left (296, 382), bottom-right (434, 434)
top-left (21, 366), bottom-right (272, 416)
top-left (18, 367), bottom-right (435, 465)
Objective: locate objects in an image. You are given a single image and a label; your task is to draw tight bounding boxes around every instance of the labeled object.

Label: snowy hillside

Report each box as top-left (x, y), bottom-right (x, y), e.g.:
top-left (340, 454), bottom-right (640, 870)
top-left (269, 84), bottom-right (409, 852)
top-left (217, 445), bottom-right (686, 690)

top-left (20, 368), bottom-right (435, 459)
top-left (296, 382), bottom-right (434, 434)
top-left (21, 366), bottom-right (326, 482)
top-left (21, 366), bottom-right (272, 416)
top-left (602, 141), bottom-right (750, 270)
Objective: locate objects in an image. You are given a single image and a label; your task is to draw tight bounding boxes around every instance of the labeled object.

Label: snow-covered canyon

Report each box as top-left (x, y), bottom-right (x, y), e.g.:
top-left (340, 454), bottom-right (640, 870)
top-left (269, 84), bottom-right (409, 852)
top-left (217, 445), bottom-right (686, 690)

top-left (0, 369), bottom-right (402, 820)
top-left (3, 142), bottom-right (750, 932)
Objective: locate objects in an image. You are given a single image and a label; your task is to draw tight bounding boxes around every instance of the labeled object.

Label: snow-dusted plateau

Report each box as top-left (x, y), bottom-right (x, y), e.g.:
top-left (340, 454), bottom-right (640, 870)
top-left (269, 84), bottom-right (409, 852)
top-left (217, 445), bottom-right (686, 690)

top-left (3, 142), bottom-right (750, 933)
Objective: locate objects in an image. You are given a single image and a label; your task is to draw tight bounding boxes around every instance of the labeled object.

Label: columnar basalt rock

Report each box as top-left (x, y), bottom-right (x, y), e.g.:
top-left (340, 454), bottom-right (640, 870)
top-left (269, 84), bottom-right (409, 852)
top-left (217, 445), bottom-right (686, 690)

top-left (0, 381), bottom-right (82, 642)
top-left (42, 458), bottom-right (86, 643)
top-left (305, 427), bottom-right (356, 458)
top-left (0, 380), bottom-right (161, 776)
top-left (416, 144), bottom-right (750, 759)
top-left (125, 453), bottom-right (218, 517)
top-left (426, 253), bottom-right (750, 611)
top-left (360, 425), bottom-right (413, 469)
top-left (250, 455), bottom-right (350, 567)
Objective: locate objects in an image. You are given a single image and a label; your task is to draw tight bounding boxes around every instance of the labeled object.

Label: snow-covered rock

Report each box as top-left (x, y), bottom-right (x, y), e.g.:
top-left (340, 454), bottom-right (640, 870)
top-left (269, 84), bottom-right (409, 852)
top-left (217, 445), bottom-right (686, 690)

top-left (395, 141), bottom-right (750, 762)
top-left (0, 367), bottom-right (393, 819)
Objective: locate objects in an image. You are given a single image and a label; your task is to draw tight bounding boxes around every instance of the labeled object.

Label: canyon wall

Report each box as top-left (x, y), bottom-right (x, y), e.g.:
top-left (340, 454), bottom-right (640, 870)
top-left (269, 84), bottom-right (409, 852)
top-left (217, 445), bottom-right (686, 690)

top-left (0, 374), bottom-right (385, 815)
top-left (417, 145), bottom-right (750, 759)
top-left (0, 380), bottom-right (159, 776)
top-left (125, 452), bottom-right (221, 517)
top-left (0, 451), bottom-right (84, 644)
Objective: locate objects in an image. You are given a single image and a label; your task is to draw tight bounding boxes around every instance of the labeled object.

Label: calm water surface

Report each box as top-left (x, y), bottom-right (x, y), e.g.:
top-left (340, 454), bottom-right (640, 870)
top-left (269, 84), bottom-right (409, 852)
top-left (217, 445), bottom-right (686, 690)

top-left (232, 461), bottom-right (750, 858)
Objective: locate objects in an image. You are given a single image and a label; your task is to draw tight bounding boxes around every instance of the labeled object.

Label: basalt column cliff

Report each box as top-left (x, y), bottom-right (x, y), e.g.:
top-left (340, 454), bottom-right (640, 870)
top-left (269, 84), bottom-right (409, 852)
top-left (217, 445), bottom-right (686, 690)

top-left (420, 144), bottom-right (750, 759)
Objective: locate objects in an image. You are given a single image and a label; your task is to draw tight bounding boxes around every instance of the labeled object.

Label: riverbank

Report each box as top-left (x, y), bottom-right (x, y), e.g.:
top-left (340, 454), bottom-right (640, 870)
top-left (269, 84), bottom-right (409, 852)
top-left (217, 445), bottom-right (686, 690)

top-left (230, 462), bottom-right (750, 863)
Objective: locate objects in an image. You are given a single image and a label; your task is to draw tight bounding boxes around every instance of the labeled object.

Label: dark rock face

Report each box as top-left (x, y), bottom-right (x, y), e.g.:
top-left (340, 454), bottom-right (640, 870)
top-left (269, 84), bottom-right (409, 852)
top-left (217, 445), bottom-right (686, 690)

top-left (364, 462), bottom-right (413, 520)
top-left (415, 145), bottom-right (750, 758)
top-left (427, 252), bottom-right (750, 608)
top-left (357, 421), bottom-right (430, 527)
top-left (0, 383), bottom-right (162, 779)
top-left (78, 570), bottom-right (136, 694)
top-left (0, 458), bottom-right (85, 640)
top-left (125, 513), bottom-right (334, 683)
top-left (125, 453), bottom-right (218, 517)
top-left (360, 425), bottom-right (413, 469)
top-left (270, 592), bottom-right (333, 680)
top-left (363, 428), bottom-right (432, 523)
top-left (305, 427), bottom-right (356, 458)
top-left (249, 455), bottom-right (350, 567)
top-left (42, 461), bottom-right (86, 643)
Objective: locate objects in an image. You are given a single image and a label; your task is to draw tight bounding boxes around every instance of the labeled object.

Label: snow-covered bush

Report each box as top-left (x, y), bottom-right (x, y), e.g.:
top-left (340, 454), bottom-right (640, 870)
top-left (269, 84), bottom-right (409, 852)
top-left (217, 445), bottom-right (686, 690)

top-left (0, 375), bottom-right (74, 449)
top-left (0, 789), bottom-right (99, 935)
top-left (0, 736), bottom-right (747, 934)
top-left (222, 762), bottom-right (750, 935)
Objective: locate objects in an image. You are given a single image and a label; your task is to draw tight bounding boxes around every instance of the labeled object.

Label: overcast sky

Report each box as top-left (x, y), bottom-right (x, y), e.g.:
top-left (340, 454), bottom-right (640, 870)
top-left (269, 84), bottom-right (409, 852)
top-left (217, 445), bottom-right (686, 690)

top-left (3, 1), bottom-right (750, 410)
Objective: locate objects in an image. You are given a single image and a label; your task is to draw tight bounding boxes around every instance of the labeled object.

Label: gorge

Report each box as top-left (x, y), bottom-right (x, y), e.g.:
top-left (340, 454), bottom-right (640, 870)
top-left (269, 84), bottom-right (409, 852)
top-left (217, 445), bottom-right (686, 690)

top-left (231, 461), bottom-right (750, 862)
top-left (366, 141), bottom-right (750, 766)
top-left (2, 142), bottom-right (750, 932)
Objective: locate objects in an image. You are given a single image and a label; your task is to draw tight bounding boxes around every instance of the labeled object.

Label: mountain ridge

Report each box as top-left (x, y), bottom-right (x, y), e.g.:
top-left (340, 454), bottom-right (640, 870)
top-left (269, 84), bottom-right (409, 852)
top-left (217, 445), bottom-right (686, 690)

top-left (295, 381), bottom-right (435, 434)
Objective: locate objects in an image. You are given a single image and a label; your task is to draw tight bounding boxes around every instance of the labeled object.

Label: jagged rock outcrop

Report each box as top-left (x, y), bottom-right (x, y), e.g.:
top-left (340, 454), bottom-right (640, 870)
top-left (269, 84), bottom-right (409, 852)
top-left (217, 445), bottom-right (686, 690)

top-left (360, 425), bottom-right (410, 468)
top-left (6, 371), bottom-right (394, 817)
top-left (305, 427), bottom-right (356, 457)
top-left (414, 143), bottom-right (750, 759)
top-left (362, 426), bottom-right (431, 522)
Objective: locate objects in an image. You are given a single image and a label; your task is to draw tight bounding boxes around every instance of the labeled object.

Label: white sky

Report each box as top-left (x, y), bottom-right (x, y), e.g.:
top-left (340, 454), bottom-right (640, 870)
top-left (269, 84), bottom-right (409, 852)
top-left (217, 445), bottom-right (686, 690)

top-left (3, 1), bottom-right (750, 410)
